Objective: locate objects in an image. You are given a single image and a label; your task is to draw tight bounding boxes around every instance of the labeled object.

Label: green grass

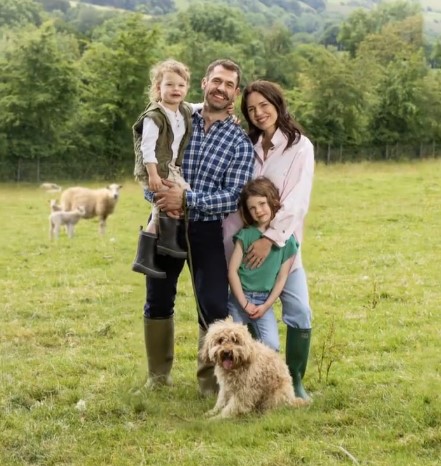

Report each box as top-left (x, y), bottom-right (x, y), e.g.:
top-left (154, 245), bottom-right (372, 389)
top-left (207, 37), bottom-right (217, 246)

top-left (1, 161), bottom-right (440, 465)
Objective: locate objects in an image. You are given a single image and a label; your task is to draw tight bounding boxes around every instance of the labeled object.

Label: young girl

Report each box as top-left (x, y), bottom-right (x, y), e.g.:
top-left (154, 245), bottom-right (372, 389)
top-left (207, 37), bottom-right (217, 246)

top-left (132, 59), bottom-right (201, 278)
top-left (228, 177), bottom-right (298, 351)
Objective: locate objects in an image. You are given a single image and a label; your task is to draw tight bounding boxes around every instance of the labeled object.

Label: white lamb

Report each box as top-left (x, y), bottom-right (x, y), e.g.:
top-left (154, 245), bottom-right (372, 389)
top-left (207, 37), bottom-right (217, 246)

top-left (60, 184), bottom-right (122, 235)
top-left (49, 206), bottom-right (86, 240)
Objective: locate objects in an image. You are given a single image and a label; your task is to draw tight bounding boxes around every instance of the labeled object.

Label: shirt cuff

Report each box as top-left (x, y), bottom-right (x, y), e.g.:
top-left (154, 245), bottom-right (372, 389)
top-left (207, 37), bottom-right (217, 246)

top-left (264, 229), bottom-right (285, 248)
top-left (144, 188), bottom-right (154, 203)
top-left (185, 190), bottom-right (196, 209)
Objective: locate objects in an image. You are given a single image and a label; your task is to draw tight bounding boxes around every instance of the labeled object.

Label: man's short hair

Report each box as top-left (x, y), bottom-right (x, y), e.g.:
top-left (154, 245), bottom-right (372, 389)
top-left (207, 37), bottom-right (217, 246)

top-left (205, 59), bottom-right (242, 88)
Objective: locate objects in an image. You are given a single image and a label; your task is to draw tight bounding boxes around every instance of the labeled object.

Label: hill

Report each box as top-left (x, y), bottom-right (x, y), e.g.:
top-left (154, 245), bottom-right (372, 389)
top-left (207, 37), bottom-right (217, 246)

top-left (69, 0), bottom-right (441, 39)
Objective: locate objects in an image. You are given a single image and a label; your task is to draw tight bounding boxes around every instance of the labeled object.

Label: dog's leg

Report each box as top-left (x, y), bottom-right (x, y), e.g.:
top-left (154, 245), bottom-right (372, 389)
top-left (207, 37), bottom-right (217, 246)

top-left (205, 387), bottom-right (227, 418)
top-left (212, 395), bottom-right (254, 419)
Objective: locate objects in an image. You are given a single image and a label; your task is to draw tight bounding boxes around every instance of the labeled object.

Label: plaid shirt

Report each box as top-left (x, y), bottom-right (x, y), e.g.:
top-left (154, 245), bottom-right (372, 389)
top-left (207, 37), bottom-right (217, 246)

top-left (145, 111), bottom-right (254, 221)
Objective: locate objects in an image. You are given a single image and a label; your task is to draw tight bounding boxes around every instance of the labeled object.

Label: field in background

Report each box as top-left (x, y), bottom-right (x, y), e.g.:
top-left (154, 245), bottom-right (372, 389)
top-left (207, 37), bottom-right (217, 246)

top-left (1, 161), bottom-right (440, 465)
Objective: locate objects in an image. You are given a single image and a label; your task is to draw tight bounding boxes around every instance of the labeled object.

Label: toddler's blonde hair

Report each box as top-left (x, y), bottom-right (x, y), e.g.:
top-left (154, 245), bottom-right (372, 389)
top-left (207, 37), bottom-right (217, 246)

top-left (149, 59), bottom-right (191, 102)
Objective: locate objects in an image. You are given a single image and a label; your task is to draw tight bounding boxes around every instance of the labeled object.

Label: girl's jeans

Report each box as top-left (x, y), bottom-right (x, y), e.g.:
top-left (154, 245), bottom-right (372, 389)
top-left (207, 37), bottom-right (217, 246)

top-left (227, 291), bottom-right (279, 351)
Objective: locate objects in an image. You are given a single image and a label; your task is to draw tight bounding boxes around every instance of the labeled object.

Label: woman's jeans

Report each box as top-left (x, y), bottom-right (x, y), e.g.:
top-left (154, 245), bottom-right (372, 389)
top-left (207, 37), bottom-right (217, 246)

top-left (227, 291), bottom-right (280, 351)
top-left (280, 267), bottom-right (312, 329)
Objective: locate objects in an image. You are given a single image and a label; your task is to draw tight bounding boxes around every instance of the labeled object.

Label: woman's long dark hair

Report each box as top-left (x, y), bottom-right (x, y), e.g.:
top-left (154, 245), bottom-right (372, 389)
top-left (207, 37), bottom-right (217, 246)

top-left (240, 80), bottom-right (303, 148)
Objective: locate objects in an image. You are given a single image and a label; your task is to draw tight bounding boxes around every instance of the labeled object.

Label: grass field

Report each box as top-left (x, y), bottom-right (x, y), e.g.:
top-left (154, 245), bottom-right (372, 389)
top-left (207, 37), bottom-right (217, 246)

top-left (1, 161), bottom-right (440, 465)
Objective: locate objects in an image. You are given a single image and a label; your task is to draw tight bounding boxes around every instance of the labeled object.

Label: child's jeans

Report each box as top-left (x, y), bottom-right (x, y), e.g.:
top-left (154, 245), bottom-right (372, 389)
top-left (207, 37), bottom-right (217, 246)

top-left (227, 291), bottom-right (280, 351)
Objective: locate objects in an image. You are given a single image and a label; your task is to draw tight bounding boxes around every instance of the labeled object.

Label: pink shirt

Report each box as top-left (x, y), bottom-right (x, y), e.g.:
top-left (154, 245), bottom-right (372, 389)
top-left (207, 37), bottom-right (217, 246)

top-left (223, 129), bottom-right (314, 271)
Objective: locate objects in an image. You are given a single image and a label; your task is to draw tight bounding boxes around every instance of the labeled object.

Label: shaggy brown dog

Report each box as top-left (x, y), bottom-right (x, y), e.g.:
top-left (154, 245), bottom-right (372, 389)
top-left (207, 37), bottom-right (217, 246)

top-left (200, 318), bottom-right (307, 419)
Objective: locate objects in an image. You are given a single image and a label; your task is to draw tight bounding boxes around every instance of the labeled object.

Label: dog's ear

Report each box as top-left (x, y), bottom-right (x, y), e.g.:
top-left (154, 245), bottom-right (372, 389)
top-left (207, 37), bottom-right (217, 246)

top-left (199, 335), bottom-right (212, 363)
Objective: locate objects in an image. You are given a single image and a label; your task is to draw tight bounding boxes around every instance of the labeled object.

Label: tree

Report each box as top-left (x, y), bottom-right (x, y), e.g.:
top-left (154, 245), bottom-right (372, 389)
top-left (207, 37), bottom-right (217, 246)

top-left (429, 40), bottom-right (441, 69)
top-left (73, 14), bottom-right (161, 163)
top-left (0, 21), bottom-right (79, 162)
top-left (337, 0), bottom-right (422, 58)
top-left (168, 3), bottom-right (250, 45)
top-left (260, 25), bottom-right (301, 88)
top-left (288, 45), bottom-right (370, 161)
top-left (0, 0), bottom-right (43, 28)
top-left (357, 15), bottom-right (423, 66)
top-left (368, 52), bottom-right (428, 150)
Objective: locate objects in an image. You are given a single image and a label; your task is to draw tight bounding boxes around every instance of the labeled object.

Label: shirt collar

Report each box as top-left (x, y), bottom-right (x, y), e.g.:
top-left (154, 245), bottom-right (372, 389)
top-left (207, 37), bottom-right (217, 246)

top-left (255, 128), bottom-right (288, 151)
top-left (193, 111), bottom-right (234, 127)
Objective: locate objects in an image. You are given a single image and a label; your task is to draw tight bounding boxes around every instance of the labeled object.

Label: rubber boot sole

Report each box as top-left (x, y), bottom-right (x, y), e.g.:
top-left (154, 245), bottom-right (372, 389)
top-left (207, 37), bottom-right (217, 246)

top-left (132, 262), bottom-right (166, 279)
top-left (157, 245), bottom-right (187, 259)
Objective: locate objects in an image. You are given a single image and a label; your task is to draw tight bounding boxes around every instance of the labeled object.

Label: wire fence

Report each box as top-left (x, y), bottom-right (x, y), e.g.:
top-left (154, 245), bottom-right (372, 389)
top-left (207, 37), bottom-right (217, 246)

top-left (314, 142), bottom-right (441, 164)
top-left (0, 158), bottom-right (135, 183)
top-left (1, 142), bottom-right (440, 182)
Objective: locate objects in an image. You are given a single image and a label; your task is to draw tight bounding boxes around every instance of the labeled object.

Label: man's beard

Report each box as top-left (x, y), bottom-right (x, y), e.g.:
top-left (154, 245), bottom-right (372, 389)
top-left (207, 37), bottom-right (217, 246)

top-left (205, 90), bottom-right (232, 112)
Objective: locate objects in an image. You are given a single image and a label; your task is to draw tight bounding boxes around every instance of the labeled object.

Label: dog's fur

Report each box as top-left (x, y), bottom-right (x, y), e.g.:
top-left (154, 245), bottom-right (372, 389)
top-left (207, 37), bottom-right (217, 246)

top-left (49, 206), bottom-right (86, 240)
top-left (200, 318), bottom-right (307, 419)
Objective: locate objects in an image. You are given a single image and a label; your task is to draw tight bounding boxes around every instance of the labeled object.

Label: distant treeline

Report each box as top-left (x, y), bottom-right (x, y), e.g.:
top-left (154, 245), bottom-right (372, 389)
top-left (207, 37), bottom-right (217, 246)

top-left (1, 0), bottom-right (441, 182)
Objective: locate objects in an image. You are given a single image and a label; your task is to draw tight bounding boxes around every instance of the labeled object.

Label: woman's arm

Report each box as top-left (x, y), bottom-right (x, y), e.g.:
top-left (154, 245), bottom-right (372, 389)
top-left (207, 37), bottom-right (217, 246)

top-left (265, 139), bottom-right (314, 247)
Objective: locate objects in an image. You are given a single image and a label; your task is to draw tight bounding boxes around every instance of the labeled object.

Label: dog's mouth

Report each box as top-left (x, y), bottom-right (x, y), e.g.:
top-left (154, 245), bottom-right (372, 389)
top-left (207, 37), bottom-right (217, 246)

top-left (220, 351), bottom-right (234, 370)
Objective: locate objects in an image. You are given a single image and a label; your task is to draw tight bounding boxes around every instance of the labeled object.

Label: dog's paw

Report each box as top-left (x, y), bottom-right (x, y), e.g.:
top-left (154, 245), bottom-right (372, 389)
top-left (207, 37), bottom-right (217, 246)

top-left (291, 397), bottom-right (311, 407)
top-left (204, 408), bottom-right (217, 418)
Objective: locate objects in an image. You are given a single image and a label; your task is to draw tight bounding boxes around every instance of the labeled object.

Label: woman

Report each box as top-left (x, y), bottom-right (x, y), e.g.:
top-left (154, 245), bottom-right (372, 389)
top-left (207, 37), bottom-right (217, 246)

top-left (223, 80), bottom-right (315, 400)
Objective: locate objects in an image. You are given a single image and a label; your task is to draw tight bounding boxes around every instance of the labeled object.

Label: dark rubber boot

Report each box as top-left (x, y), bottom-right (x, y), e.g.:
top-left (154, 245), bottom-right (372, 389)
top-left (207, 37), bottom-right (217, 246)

top-left (286, 327), bottom-right (312, 401)
top-left (132, 229), bottom-right (166, 279)
top-left (157, 213), bottom-right (187, 259)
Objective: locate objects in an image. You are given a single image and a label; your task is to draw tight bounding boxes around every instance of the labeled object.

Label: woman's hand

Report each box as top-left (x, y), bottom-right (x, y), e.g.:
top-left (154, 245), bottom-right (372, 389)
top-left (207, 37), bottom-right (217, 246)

top-left (244, 237), bottom-right (272, 269)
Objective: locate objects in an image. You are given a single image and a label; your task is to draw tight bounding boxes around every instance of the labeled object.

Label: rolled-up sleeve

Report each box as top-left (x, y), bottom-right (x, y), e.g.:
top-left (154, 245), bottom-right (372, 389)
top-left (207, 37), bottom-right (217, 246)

top-left (141, 118), bottom-right (159, 164)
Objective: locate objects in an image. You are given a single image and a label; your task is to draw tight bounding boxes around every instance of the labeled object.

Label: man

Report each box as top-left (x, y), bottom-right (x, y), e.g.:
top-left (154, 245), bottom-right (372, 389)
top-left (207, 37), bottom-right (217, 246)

top-left (142, 59), bottom-right (254, 395)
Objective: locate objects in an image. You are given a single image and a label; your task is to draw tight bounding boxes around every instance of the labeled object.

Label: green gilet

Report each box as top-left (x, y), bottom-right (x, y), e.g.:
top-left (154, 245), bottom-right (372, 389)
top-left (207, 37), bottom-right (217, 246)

top-left (132, 101), bottom-right (193, 185)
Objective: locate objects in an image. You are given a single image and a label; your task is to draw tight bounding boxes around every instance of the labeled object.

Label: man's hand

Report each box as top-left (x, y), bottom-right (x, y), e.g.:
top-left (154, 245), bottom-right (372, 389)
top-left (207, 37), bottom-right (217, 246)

top-left (244, 237), bottom-right (272, 269)
top-left (167, 209), bottom-right (183, 219)
top-left (155, 180), bottom-right (184, 212)
top-left (226, 103), bottom-right (241, 125)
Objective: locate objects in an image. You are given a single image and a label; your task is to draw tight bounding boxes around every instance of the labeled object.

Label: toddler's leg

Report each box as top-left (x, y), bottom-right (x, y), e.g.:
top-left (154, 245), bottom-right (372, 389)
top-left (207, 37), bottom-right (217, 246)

top-left (146, 205), bottom-right (159, 234)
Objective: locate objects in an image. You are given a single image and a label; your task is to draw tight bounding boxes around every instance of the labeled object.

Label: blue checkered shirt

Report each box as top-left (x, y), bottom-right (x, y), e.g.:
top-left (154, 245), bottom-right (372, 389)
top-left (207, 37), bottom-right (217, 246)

top-left (145, 111), bottom-right (254, 221)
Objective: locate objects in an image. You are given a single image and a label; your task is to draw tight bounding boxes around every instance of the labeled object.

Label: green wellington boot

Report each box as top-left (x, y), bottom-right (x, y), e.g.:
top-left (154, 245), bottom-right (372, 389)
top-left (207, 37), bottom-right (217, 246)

top-left (143, 316), bottom-right (174, 388)
top-left (286, 327), bottom-right (312, 401)
top-left (196, 326), bottom-right (218, 396)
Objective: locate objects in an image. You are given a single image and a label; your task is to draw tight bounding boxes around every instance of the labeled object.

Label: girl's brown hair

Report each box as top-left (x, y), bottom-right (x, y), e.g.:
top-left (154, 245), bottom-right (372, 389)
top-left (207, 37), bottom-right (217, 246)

top-left (240, 80), bottom-right (303, 148)
top-left (149, 59), bottom-right (190, 102)
top-left (239, 177), bottom-right (281, 226)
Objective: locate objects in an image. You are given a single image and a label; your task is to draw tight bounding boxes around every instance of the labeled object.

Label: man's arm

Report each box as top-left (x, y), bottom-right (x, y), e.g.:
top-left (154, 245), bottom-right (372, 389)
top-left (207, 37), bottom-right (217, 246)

top-left (156, 137), bottom-right (254, 214)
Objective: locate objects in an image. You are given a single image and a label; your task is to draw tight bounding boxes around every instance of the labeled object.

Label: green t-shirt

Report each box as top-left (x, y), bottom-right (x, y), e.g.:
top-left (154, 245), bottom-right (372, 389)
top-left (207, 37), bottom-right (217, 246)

top-left (234, 226), bottom-right (298, 293)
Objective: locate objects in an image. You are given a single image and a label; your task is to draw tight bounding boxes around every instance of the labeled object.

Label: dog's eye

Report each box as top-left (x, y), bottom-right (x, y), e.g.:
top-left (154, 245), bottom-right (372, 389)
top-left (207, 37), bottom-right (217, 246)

top-left (231, 336), bottom-right (237, 343)
top-left (217, 337), bottom-right (224, 345)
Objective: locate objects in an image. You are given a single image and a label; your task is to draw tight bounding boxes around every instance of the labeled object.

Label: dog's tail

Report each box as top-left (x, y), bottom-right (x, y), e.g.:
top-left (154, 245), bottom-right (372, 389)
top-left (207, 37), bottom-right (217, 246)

top-left (40, 182), bottom-right (62, 193)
